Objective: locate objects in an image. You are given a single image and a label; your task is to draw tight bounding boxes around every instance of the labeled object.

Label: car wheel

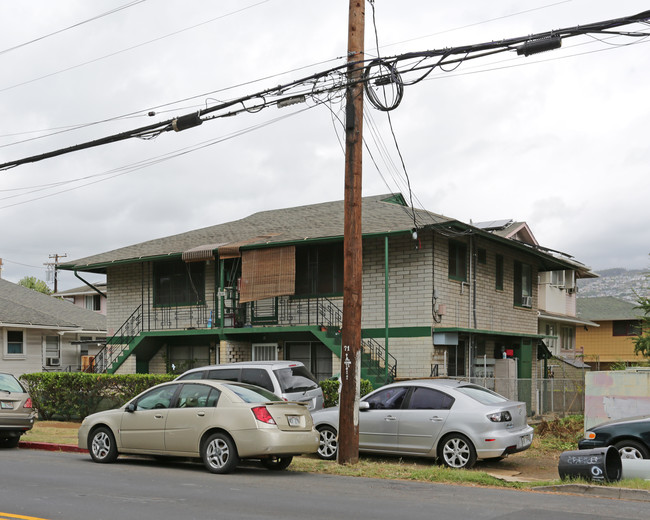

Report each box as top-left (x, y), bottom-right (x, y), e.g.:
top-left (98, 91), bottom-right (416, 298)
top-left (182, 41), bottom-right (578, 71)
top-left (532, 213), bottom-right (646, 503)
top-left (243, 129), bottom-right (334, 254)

top-left (89, 426), bottom-right (118, 463)
top-left (317, 425), bottom-right (338, 460)
top-left (261, 456), bottom-right (293, 471)
top-left (201, 432), bottom-right (239, 474)
top-left (438, 433), bottom-right (477, 469)
top-left (0, 436), bottom-right (20, 449)
top-left (614, 440), bottom-right (650, 460)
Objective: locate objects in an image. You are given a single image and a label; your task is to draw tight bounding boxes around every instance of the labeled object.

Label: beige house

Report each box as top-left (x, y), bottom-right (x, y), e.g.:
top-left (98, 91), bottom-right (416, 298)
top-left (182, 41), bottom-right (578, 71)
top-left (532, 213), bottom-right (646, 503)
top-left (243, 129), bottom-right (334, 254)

top-left (0, 278), bottom-right (106, 376)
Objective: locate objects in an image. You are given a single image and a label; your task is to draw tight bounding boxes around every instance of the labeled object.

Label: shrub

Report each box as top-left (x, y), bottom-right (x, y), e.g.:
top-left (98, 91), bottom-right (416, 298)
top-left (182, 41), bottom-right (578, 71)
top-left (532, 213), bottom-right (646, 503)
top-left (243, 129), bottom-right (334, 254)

top-left (19, 372), bottom-right (174, 421)
top-left (320, 378), bottom-right (374, 408)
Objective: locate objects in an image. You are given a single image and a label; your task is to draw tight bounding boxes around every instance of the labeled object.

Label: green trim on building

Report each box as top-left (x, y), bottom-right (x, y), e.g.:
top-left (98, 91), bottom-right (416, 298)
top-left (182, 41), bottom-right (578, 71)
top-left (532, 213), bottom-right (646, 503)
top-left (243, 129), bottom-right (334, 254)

top-left (433, 327), bottom-right (547, 340)
top-left (362, 326), bottom-right (432, 339)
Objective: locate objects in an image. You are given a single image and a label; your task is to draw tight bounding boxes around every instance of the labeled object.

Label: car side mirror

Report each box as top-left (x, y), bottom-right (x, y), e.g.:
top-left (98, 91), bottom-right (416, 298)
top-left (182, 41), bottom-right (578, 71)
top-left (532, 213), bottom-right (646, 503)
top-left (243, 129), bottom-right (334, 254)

top-left (126, 403), bottom-right (136, 413)
top-left (359, 401), bottom-right (370, 411)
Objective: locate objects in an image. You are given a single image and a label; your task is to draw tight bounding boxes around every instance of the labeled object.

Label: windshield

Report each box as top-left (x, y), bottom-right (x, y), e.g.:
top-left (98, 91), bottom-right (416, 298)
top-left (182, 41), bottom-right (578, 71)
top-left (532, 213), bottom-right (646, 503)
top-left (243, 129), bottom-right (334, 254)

top-left (224, 383), bottom-right (283, 403)
top-left (274, 366), bottom-right (319, 393)
top-left (456, 384), bottom-right (508, 405)
top-left (0, 373), bottom-right (25, 393)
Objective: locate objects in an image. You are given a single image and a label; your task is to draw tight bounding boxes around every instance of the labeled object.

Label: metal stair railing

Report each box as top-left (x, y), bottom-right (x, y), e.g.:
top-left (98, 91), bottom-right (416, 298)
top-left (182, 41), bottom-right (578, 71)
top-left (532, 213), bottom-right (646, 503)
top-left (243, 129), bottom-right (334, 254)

top-left (90, 305), bottom-right (143, 374)
top-left (361, 336), bottom-right (397, 384)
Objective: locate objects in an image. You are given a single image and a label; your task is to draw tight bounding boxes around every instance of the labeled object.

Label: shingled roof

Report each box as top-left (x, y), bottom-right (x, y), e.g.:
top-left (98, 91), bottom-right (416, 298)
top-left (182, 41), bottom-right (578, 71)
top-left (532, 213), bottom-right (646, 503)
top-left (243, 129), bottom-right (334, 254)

top-left (0, 278), bottom-right (106, 332)
top-left (58, 194), bottom-right (451, 273)
top-left (577, 296), bottom-right (640, 322)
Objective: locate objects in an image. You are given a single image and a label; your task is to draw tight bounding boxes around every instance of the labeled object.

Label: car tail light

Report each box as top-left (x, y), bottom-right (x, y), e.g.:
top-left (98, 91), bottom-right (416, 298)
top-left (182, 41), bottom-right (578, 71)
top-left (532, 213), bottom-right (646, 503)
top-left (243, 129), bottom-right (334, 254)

top-left (487, 411), bottom-right (512, 422)
top-left (252, 406), bottom-right (276, 424)
top-left (24, 398), bottom-right (33, 409)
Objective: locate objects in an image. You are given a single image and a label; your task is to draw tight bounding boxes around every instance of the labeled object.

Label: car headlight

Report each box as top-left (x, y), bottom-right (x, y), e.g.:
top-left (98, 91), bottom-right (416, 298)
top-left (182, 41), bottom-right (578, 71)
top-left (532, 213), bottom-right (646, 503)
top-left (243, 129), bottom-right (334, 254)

top-left (585, 431), bottom-right (596, 440)
top-left (487, 411), bottom-right (512, 422)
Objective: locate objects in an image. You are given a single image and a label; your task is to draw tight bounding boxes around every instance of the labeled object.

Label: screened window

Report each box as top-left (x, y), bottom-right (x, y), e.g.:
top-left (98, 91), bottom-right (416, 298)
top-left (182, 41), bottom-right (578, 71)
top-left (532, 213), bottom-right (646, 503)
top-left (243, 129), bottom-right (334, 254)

top-left (613, 320), bottom-right (642, 337)
top-left (513, 261), bottom-right (533, 307)
top-left (495, 254), bottom-right (504, 290)
top-left (295, 243), bottom-right (343, 296)
top-left (6, 330), bottom-right (24, 356)
top-left (153, 260), bottom-right (205, 306)
top-left (85, 294), bottom-right (101, 311)
top-left (448, 241), bottom-right (467, 281)
top-left (561, 326), bottom-right (575, 349)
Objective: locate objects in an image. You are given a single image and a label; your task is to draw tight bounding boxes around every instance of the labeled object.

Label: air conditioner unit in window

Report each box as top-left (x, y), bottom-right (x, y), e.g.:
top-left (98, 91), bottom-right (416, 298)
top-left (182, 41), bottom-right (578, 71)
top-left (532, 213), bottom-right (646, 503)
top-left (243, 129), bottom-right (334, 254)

top-left (521, 296), bottom-right (532, 308)
top-left (46, 357), bottom-right (60, 366)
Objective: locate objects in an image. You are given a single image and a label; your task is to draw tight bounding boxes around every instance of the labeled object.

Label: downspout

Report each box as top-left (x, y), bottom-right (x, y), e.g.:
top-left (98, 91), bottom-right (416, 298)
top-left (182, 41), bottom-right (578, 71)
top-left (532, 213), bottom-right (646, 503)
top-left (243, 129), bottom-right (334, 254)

top-left (74, 271), bottom-right (106, 298)
top-left (384, 235), bottom-right (389, 382)
top-left (219, 258), bottom-right (225, 330)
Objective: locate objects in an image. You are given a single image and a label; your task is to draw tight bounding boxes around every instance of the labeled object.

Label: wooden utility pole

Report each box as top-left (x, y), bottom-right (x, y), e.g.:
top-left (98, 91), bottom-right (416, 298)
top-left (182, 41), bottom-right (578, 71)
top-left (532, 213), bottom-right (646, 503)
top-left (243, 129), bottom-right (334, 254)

top-left (338, 0), bottom-right (365, 465)
top-left (45, 253), bottom-right (67, 293)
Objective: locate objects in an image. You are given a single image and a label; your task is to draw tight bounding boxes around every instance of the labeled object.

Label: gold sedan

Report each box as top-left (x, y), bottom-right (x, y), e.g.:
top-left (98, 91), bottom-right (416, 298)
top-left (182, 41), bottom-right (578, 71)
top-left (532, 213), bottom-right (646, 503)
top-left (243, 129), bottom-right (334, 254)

top-left (78, 380), bottom-right (319, 473)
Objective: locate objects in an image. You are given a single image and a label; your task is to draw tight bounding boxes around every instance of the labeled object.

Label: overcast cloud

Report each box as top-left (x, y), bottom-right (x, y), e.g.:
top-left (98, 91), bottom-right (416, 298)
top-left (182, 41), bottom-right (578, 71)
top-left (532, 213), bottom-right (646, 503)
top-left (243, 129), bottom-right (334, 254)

top-left (1, 0), bottom-right (649, 290)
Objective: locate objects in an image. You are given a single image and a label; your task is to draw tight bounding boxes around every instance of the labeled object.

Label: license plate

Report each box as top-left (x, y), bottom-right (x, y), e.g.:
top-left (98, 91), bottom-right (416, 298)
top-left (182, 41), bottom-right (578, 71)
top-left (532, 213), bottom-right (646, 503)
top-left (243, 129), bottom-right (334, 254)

top-left (287, 415), bottom-right (301, 427)
top-left (520, 434), bottom-right (532, 447)
top-left (1, 401), bottom-right (14, 409)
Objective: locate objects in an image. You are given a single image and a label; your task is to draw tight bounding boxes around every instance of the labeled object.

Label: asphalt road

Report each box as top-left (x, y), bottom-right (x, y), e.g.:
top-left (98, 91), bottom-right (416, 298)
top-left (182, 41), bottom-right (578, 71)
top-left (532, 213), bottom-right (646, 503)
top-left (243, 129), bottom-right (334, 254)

top-left (1, 448), bottom-right (648, 520)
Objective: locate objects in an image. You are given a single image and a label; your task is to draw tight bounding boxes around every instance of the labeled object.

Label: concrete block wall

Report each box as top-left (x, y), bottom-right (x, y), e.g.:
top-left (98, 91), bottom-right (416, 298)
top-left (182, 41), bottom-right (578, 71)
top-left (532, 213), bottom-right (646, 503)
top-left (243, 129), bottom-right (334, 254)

top-left (432, 233), bottom-right (539, 336)
top-left (361, 234), bottom-right (432, 328)
top-left (106, 263), bottom-right (145, 335)
top-left (220, 339), bottom-right (252, 363)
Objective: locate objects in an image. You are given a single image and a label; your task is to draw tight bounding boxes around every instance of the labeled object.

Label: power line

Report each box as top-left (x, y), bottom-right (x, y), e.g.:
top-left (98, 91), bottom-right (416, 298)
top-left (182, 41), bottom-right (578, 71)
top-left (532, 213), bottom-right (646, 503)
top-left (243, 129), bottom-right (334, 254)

top-left (1, 9), bottom-right (649, 172)
top-left (0, 1), bottom-right (271, 95)
top-left (0, 1), bottom-right (148, 56)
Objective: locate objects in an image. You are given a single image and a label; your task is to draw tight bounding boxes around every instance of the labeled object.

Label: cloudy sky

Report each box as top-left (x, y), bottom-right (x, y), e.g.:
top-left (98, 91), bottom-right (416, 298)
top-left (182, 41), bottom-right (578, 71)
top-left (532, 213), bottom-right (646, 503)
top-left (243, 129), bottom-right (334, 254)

top-left (1, 0), bottom-right (649, 290)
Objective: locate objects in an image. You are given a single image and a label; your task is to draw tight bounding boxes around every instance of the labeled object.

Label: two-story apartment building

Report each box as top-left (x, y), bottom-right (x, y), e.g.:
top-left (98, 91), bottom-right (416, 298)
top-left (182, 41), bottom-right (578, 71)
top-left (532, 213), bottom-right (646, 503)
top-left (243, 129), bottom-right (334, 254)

top-left (58, 194), bottom-right (594, 399)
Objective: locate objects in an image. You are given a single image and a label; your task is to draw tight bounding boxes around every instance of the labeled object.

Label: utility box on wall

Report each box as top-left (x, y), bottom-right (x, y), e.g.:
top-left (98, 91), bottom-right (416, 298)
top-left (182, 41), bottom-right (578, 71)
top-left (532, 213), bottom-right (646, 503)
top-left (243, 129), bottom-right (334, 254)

top-left (494, 358), bottom-right (518, 401)
top-left (584, 370), bottom-right (650, 431)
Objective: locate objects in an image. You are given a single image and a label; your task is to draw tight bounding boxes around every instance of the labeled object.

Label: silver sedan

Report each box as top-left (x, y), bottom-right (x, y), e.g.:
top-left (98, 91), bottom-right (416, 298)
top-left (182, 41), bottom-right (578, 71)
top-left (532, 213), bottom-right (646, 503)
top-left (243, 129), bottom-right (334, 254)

top-left (311, 379), bottom-right (533, 469)
top-left (78, 380), bottom-right (319, 473)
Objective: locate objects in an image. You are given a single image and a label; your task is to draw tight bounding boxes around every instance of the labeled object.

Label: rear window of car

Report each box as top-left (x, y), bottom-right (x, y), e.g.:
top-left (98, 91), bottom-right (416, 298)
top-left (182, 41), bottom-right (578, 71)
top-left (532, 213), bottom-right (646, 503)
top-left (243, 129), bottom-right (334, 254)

top-left (0, 373), bottom-right (25, 393)
top-left (224, 383), bottom-right (283, 403)
top-left (273, 366), bottom-right (318, 392)
top-left (241, 368), bottom-right (274, 392)
top-left (455, 384), bottom-right (508, 405)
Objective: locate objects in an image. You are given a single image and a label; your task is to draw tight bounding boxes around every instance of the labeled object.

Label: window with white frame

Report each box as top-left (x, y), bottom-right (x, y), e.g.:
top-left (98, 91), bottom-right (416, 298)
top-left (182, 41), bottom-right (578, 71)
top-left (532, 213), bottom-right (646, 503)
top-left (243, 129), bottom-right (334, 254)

top-left (561, 326), bottom-right (575, 350)
top-left (85, 294), bottom-right (101, 311)
top-left (45, 335), bottom-right (61, 366)
top-left (252, 343), bottom-right (278, 361)
top-left (4, 329), bottom-right (25, 358)
top-left (551, 270), bottom-right (565, 287)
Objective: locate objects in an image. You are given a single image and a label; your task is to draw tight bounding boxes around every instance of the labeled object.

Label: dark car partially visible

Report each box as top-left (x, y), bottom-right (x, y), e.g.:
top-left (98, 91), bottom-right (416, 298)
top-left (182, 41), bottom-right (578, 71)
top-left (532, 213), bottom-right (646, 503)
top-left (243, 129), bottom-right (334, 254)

top-left (578, 415), bottom-right (650, 459)
top-left (0, 373), bottom-right (36, 448)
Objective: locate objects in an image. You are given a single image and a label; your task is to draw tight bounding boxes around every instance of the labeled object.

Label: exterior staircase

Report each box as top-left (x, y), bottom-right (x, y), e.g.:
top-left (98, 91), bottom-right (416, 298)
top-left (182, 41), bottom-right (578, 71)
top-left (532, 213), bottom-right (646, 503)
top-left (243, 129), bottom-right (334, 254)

top-left (92, 299), bottom-right (397, 387)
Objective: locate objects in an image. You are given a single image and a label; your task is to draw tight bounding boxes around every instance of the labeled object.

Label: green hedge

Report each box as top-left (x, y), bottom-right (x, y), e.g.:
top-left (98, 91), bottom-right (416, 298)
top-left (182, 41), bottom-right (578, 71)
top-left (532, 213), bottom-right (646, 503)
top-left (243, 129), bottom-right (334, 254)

top-left (320, 378), bottom-right (373, 408)
top-left (19, 372), bottom-right (174, 421)
top-left (18, 372), bottom-right (373, 421)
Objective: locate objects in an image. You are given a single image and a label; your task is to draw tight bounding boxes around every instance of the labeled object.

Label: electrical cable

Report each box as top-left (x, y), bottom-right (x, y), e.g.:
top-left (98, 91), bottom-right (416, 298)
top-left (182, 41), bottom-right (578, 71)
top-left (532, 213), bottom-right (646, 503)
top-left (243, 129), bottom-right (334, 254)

top-left (0, 1), bottom-right (272, 95)
top-left (1, 9), bottom-right (649, 173)
top-left (0, 1), bottom-right (148, 56)
top-left (0, 105), bottom-right (315, 210)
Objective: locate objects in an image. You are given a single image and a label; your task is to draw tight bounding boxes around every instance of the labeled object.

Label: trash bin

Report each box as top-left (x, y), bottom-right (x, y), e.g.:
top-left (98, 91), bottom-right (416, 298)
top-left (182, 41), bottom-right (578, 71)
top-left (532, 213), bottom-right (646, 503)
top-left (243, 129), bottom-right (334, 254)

top-left (558, 446), bottom-right (622, 482)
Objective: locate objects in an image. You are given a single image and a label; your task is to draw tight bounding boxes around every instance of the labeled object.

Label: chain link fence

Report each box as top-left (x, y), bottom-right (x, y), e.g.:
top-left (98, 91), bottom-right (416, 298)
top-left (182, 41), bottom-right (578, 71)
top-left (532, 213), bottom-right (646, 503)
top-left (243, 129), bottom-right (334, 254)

top-left (451, 376), bottom-right (585, 417)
